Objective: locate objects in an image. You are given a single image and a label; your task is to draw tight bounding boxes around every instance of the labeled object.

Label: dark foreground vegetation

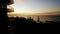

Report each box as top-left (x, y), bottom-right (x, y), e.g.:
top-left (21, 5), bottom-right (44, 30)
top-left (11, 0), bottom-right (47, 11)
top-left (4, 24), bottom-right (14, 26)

top-left (7, 17), bottom-right (60, 33)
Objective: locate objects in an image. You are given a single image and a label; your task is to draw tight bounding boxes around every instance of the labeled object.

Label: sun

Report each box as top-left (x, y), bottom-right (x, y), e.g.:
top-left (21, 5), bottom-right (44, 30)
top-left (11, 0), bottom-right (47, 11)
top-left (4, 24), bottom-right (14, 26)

top-left (7, 0), bottom-right (37, 15)
top-left (11, 4), bottom-right (25, 13)
top-left (14, 7), bottom-right (27, 14)
top-left (8, 0), bottom-right (28, 14)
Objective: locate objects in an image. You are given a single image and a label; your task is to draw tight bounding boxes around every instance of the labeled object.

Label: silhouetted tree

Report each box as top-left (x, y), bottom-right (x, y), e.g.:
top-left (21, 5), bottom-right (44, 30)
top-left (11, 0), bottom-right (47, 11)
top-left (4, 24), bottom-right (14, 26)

top-left (0, 0), bottom-right (13, 34)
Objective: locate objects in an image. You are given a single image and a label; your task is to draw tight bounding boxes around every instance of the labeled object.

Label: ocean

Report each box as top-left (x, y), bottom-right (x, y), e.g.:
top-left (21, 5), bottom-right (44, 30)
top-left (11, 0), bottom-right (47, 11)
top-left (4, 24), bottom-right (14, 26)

top-left (25, 15), bottom-right (60, 22)
top-left (8, 15), bottom-right (60, 22)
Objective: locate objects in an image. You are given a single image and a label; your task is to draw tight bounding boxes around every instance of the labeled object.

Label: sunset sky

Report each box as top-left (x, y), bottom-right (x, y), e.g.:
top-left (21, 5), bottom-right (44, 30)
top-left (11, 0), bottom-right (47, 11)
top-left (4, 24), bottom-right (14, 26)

top-left (8, 0), bottom-right (60, 15)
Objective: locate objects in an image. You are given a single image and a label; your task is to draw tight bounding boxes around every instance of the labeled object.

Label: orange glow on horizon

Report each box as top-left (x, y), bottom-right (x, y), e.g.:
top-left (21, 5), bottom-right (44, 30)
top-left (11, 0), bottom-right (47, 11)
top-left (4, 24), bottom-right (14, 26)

top-left (7, 0), bottom-right (60, 16)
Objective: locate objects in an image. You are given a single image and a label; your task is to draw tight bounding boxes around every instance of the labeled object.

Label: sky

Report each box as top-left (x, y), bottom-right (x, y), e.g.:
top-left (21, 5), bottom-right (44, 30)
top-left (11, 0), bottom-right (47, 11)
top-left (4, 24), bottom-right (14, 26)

top-left (8, 0), bottom-right (60, 15)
